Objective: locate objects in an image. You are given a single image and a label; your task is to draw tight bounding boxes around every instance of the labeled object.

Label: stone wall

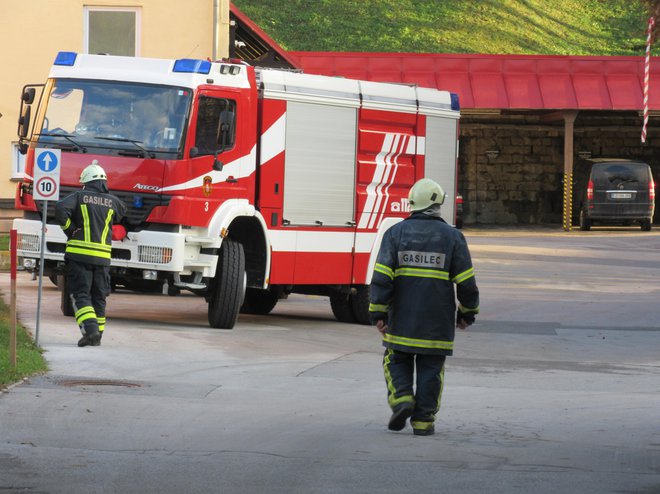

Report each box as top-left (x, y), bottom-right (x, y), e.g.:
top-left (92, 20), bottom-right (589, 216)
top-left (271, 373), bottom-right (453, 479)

top-left (459, 121), bottom-right (564, 225)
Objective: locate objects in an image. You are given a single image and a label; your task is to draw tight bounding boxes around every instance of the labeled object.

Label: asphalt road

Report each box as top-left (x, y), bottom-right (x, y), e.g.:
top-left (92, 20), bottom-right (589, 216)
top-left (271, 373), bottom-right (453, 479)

top-left (1, 227), bottom-right (659, 494)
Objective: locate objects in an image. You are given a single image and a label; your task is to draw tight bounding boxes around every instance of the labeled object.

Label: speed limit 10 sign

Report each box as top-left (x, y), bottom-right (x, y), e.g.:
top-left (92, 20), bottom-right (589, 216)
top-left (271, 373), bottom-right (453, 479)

top-left (33, 148), bottom-right (61, 201)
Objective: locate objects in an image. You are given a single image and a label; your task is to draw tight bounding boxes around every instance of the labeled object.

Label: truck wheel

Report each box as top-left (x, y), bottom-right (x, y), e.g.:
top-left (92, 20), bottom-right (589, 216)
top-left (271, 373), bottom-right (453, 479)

top-left (208, 239), bottom-right (245, 329)
top-left (330, 292), bottom-right (356, 323)
top-left (641, 219), bottom-right (652, 231)
top-left (58, 273), bottom-right (75, 317)
top-left (579, 210), bottom-right (591, 231)
top-left (241, 288), bottom-right (278, 315)
top-left (350, 285), bottom-right (371, 325)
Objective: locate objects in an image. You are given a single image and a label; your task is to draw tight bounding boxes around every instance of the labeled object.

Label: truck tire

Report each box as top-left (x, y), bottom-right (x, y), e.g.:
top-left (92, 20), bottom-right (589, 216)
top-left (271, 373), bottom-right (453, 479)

top-left (579, 209), bottom-right (591, 231)
top-left (208, 239), bottom-right (245, 329)
top-left (350, 285), bottom-right (371, 325)
top-left (241, 288), bottom-right (278, 315)
top-left (58, 273), bottom-right (75, 317)
top-left (330, 292), bottom-right (356, 323)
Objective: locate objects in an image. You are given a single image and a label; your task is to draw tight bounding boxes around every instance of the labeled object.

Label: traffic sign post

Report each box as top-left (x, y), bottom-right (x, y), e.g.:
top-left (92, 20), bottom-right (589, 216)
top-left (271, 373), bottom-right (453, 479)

top-left (33, 149), bottom-right (62, 345)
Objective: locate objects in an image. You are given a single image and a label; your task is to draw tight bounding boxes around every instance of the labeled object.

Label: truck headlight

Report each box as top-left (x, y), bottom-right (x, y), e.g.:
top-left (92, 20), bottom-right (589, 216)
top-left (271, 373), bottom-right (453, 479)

top-left (23, 259), bottom-right (37, 270)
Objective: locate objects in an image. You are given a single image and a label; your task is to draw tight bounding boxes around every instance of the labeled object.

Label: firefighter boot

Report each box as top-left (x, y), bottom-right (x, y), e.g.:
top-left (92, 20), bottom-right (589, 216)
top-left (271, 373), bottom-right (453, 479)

top-left (412, 421), bottom-right (435, 436)
top-left (78, 330), bottom-right (101, 347)
top-left (388, 403), bottom-right (414, 431)
top-left (92, 331), bottom-right (103, 347)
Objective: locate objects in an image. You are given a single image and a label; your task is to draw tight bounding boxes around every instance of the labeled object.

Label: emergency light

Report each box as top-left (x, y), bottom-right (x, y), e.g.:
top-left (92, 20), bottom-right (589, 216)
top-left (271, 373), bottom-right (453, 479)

top-left (173, 59), bottom-right (212, 74)
top-left (54, 51), bottom-right (77, 66)
top-left (450, 93), bottom-right (460, 111)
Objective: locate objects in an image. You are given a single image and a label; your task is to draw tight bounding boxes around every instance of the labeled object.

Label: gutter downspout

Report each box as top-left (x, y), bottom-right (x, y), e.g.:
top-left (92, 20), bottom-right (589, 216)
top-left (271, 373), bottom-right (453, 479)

top-left (213, 0), bottom-right (219, 61)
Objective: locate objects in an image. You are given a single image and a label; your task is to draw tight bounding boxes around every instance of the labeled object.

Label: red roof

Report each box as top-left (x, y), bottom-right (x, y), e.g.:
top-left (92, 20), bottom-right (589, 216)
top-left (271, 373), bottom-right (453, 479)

top-left (288, 52), bottom-right (660, 111)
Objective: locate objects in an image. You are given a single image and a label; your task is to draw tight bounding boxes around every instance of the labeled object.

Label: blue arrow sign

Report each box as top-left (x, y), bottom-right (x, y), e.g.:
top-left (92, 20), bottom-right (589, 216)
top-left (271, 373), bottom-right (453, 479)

top-left (34, 148), bottom-right (61, 201)
top-left (36, 150), bottom-right (59, 172)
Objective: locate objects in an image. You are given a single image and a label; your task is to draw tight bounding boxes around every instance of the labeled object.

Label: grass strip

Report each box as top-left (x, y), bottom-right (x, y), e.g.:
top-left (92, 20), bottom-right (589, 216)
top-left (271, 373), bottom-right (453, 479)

top-left (0, 296), bottom-right (48, 389)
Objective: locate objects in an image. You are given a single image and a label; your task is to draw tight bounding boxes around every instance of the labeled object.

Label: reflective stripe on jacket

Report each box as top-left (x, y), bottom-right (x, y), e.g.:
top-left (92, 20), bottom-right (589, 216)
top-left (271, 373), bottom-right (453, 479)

top-left (369, 213), bottom-right (479, 356)
top-left (55, 180), bottom-right (127, 266)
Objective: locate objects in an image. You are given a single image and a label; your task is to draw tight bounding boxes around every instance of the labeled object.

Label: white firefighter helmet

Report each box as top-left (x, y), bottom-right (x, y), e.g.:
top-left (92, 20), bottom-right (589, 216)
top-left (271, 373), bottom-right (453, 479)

top-left (408, 178), bottom-right (446, 212)
top-left (79, 160), bottom-right (107, 184)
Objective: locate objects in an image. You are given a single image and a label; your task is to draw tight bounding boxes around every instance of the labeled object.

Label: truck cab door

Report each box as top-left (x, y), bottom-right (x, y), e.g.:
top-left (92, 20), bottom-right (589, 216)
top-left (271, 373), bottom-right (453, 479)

top-left (185, 92), bottom-right (253, 204)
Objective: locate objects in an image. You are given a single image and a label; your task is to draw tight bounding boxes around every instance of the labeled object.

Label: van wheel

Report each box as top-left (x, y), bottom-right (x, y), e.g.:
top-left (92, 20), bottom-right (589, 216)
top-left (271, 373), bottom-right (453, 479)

top-left (241, 288), bottom-right (279, 315)
top-left (330, 292), bottom-right (356, 323)
top-left (208, 239), bottom-right (245, 329)
top-left (641, 219), bottom-right (652, 231)
top-left (579, 210), bottom-right (591, 231)
top-left (350, 285), bottom-right (371, 325)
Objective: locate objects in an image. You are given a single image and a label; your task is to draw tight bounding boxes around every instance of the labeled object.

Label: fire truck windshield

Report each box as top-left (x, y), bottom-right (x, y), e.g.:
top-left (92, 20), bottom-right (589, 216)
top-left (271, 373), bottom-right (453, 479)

top-left (36, 79), bottom-right (192, 158)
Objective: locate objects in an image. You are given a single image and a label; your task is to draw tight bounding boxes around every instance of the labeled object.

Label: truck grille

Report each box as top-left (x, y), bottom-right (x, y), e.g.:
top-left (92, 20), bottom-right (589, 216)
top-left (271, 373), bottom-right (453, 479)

top-left (138, 245), bottom-right (173, 264)
top-left (34, 185), bottom-right (171, 227)
top-left (18, 233), bottom-right (40, 252)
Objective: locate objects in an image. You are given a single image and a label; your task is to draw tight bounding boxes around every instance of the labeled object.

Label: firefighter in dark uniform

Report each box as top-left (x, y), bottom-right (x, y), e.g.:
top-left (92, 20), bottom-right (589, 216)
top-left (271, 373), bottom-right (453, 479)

top-left (369, 178), bottom-right (480, 436)
top-left (55, 160), bottom-right (127, 347)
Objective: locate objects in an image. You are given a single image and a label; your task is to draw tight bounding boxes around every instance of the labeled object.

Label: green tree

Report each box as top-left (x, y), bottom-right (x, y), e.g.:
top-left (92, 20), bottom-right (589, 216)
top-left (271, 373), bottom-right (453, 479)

top-left (641, 0), bottom-right (660, 39)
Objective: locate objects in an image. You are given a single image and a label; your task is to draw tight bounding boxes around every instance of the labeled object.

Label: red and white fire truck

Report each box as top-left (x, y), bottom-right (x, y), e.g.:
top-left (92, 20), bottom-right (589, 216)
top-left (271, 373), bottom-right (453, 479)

top-left (14, 52), bottom-right (460, 329)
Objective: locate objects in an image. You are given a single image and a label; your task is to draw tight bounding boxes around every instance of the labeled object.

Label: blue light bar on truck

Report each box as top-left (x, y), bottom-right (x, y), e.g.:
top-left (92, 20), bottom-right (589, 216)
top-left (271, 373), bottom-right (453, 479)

top-left (173, 59), bottom-right (211, 74)
top-left (54, 51), bottom-right (77, 66)
top-left (450, 93), bottom-right (460, 111)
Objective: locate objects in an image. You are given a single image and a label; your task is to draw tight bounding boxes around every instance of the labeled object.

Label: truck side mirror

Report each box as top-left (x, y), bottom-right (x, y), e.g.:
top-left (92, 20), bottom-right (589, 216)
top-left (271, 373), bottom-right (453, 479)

top-left (213, 151), bottom-right (224, 171)
top-left (18, 106), bottom-right (31, 139)
top-left (216, 107), bottom-right (235, 153)
top-left (22, 88), bottom-right (36, 104)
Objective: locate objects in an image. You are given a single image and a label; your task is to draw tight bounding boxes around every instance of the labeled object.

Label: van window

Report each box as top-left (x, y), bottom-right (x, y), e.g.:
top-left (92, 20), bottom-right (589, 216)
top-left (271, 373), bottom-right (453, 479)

top-left (593, 164), bottom-right (648, 189)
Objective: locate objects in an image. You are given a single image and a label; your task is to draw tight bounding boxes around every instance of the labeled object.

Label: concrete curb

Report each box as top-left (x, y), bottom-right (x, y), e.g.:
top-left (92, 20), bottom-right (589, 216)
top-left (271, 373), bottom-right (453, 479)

top-left (0, 377), bottom-right (30, 394)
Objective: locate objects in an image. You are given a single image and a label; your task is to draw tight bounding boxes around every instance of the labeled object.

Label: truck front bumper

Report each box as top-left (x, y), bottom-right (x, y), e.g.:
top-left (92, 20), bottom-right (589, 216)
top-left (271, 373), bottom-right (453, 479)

top-left (12, 218), bottom-right (217, 278)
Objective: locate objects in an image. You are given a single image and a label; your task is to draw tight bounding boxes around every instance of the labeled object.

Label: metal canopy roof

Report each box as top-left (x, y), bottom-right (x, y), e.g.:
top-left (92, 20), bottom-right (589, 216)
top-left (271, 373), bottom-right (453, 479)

top-left (288, 52), bottom-right (660, 111)
top-left (230, 4), bottom-right (298, 69)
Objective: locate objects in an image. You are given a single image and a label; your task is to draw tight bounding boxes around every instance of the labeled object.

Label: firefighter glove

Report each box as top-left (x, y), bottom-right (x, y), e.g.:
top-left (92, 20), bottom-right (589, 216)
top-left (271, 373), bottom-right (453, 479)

top-left (457, 309), bottom-right (475, 327)
top-left (112, 224), bottom-right (127, 241)
top-left (370, 312), bottom-right (388, 326)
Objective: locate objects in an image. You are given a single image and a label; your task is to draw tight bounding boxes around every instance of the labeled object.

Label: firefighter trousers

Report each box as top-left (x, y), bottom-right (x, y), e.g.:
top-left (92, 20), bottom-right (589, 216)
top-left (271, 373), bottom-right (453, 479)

top-left (66, 260), bottom-right (110, 336)
top-left (383, 348), bottom-right (446, 427)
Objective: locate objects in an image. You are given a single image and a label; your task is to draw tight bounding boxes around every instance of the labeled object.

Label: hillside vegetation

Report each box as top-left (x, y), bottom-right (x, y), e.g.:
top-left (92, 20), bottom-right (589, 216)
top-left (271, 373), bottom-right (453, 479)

top-left (233, 0), bottom-right (654, 56)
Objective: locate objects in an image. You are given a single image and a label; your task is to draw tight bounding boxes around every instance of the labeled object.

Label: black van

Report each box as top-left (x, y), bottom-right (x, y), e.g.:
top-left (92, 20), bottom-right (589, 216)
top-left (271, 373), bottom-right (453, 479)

top-left (579, 160), bottom-right (655, 231)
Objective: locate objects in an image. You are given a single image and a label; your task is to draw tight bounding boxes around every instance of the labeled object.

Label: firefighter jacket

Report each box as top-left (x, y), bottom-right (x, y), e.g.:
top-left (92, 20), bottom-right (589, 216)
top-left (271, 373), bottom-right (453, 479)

top-left (369, 213), bottom-right (479, 356)
top-left (55, 180), bottom-right (127, 266)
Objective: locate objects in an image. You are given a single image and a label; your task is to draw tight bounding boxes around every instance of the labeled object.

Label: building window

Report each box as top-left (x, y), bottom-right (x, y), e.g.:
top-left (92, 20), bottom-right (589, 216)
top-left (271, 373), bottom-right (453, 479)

top-left (10, 142), bottom-right (26, 181)
top-left (84, 7), bottom-right (141, 56)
